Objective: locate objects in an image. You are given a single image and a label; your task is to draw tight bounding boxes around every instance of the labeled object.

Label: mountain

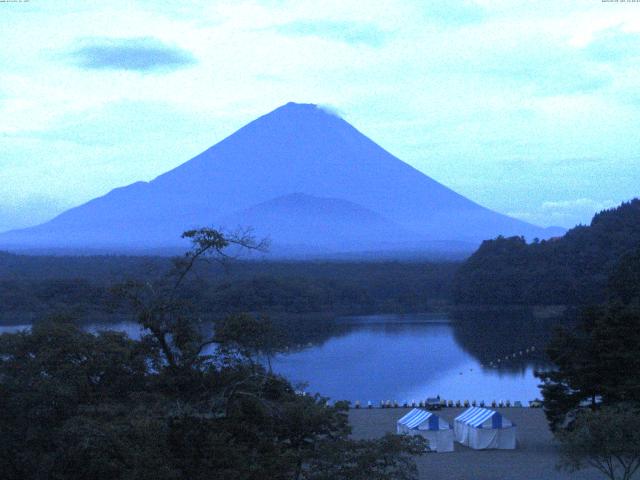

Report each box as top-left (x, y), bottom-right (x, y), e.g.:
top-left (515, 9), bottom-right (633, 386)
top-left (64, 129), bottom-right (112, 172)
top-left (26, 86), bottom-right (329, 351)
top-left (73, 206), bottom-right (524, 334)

top-left (220, 193), bottom-right (415, 253)
top-left (452, 199), bottom-right (640, 305)
top-left (0, 102), bottom-right (561, 256)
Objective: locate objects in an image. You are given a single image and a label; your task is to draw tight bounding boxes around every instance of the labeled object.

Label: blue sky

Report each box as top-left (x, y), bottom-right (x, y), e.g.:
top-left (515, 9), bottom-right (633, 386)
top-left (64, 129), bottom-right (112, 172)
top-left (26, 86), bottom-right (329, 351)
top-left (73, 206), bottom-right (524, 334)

top-left (1, 0), bottom-right (639, 232)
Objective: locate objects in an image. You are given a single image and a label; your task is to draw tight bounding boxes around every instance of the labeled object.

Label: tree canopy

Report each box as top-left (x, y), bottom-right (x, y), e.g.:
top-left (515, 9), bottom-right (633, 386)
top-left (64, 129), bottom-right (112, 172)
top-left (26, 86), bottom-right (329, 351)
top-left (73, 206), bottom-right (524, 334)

top-left (536, 248), bottom-right (640, 430)
top-left (538, 247), bottom-right (640, 478)
top-left (453, 199), bottom-right (640, 305)
top-left (558, 406), bottom-right (640, 480)
top-left (0, 228), bottom-right (426, 480)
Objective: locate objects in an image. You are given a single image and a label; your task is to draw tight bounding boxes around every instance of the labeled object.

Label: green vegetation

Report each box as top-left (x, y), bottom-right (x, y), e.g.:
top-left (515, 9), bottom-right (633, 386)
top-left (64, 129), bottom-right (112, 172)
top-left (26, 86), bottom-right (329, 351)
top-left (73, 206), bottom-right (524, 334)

top-left (537, 247), bottom-right (640, 479)
top-left (537, 304), bottom-right (640, 430)
top-left (557, 406), bottom-right (640, 480)
top-left (536, 249), bottom-right (640, 430)
top-left (453, 199), bottom-right (640, 305)
top-left (0, 229), bottom-right (426, 480)
top-left (0, 253), bottom-right (458, 324)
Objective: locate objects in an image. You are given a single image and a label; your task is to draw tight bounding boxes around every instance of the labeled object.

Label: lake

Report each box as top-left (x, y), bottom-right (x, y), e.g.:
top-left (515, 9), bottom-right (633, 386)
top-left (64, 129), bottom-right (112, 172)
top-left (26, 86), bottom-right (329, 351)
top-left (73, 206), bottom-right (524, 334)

top-left (0, 311), bottom-right (556, 405)
top-left (271, 314), bottom-right (549, 405)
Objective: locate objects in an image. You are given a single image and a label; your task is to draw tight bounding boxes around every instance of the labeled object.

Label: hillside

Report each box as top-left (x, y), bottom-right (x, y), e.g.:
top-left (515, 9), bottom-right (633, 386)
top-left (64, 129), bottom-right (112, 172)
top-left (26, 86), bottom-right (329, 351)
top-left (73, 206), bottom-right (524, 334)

top-left (220, 193), bottom-right (415, 254)
top-left (0, 102), bottom-right (559, 255)
top-left (452, 199), bottom-right (640, 305)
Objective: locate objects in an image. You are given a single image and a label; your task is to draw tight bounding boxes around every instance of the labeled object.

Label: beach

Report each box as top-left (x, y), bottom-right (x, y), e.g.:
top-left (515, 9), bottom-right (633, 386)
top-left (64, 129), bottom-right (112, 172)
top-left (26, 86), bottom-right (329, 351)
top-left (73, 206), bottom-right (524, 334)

top-left (349, 407), bottom-right (602, 480)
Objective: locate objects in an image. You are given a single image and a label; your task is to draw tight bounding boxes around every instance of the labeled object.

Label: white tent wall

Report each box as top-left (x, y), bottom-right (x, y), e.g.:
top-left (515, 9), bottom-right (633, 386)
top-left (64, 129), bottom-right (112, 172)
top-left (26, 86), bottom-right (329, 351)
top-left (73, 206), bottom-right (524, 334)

top-left (402, 424), bottom-right (455, 453)
top-left (454, 419), bottom-right (463, 441)
top-left (417, 428), bottom-right (455, 453)
top-left (467, 426), bottom-right (516, 450)
top-left (454, 407), bottom-right (517, 450)
top-left (396, 409), bottom-right (454, 453)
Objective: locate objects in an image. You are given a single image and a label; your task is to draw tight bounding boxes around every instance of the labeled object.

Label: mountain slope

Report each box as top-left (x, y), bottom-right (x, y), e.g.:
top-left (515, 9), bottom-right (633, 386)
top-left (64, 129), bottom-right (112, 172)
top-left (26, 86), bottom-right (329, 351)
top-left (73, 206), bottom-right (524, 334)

top-left (0, 102), bottom-right (559, 254)
top-left (220, 193), bottom-right (420, 253)
top-left (452, 198), bottom-right (640, 305)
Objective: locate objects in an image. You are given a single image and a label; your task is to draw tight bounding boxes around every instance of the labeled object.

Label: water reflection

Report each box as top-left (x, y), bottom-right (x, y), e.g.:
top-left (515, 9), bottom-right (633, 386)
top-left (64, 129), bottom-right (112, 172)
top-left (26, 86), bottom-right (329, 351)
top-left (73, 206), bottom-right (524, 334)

top-left (0, 308), bottom-right (565, 404)
top-left (450, 307), bottom-right (565, 373)
top-left (271, 310), bottom-right (560, 404)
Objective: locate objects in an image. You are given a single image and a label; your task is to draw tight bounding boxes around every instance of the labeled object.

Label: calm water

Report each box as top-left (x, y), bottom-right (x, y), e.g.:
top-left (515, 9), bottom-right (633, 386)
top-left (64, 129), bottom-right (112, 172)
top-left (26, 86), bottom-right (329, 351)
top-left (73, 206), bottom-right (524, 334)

top-left (271, 315), bottom-right (545, 404)
top-left (0, 312), bottom-right (551, 405)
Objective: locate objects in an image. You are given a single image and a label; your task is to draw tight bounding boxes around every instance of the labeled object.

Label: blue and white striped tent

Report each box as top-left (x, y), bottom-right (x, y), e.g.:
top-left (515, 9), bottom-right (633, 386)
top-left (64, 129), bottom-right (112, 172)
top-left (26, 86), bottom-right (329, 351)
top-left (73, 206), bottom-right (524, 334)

top-left (397, 409), bottom-right (454, 452)
top-left (454, 407), bottom-right (516, 450)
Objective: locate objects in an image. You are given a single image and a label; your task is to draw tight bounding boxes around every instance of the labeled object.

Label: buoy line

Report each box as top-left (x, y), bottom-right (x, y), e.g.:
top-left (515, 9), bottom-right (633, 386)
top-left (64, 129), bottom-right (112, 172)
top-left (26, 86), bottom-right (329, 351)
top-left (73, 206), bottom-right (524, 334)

top-left (483, 345), bottom-right (537, 368)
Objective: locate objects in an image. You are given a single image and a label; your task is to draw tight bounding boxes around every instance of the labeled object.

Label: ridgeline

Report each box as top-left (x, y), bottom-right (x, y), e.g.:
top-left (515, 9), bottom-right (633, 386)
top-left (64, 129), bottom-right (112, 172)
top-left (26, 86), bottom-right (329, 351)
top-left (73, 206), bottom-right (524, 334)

top-left (453, 199), bottom-right (640, 305)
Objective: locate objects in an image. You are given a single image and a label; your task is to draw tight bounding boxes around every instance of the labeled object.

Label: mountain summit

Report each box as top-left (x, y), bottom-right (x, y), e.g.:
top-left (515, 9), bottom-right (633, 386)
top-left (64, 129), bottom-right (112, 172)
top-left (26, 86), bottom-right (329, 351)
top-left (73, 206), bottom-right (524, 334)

top-left (0, 102), bottom-right (561, 255)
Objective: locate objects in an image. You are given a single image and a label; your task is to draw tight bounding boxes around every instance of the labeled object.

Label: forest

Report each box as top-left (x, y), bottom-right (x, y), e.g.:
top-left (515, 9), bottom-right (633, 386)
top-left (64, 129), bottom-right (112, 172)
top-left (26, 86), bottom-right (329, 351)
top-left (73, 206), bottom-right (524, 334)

top-left (0, 253), bottom-right (458, 325)
top-left (452, 199), bottom-right (640, 305)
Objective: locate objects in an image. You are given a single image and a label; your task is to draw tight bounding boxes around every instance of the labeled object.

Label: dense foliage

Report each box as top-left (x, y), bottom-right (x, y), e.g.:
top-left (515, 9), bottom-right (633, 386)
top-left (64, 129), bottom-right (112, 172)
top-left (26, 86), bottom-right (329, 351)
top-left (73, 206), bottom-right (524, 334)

top-left (537, 248), bottom-right (640, 478)
top-left (0, 229), bottom-right (427, 480)
top-left (536, 248), bottom-right (640, 430)
top-left (0, 254), bottom-right (458, 324)
top-left (0, 320), bottom-right (425, 480)
top-left (537, 305), bottom-right (640, 430)
top-left (453, 199), bottom-right (640, 305)
top-left (557, 406), bottom-right (640, 480)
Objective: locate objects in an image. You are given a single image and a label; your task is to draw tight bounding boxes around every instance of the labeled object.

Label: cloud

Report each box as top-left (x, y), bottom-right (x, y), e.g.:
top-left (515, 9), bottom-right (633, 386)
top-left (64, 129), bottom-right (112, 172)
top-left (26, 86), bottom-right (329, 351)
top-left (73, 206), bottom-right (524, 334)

top-left (275, 20), bottom-right (389, 46)
top-left (422, 1), bottom-right (485, 25)
top-left (317, 103), bottom-right (344, 117)
top-left (69, 37), bottom-right (196, 72)
top-left (541, 198), bottom-right (616, 212)
top-left (1, 0), bottom-right (640, 233)
top-left (511, 198), bottom-right (620, 227)
top-left (585, 28), bottom-right (640, 62)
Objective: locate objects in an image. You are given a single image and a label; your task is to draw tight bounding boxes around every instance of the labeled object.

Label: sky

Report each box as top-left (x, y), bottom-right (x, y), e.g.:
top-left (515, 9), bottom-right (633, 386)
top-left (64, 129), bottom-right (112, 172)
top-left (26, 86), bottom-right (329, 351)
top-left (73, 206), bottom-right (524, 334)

top-left (1, 0), bottom-right (639, 232)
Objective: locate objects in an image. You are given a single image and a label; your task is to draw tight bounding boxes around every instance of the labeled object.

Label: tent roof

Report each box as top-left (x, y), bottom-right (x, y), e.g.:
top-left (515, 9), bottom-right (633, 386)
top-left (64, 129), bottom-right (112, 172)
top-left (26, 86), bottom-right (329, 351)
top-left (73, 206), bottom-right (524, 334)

top-left (397, 408), bottom-right (449, 430)
top-left (455, 407), bottom-right (513, 429)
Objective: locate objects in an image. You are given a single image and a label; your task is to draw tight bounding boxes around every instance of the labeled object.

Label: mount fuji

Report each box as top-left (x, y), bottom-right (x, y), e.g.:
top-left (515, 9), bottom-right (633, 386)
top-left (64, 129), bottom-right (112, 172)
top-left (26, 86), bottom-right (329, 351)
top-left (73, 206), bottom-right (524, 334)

top-left (0, 102), bottom-right (562, 256)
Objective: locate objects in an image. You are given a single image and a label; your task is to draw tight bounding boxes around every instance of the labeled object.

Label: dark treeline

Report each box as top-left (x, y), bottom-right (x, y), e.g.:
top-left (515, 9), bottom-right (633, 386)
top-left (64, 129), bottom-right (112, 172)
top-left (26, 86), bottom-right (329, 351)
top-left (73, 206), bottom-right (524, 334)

top-left (534, 246), bottom-right (640, 478)
top-left (0, 255), bottom-right (459, 324)
top-left (453, 199), bottom-right (640, 305)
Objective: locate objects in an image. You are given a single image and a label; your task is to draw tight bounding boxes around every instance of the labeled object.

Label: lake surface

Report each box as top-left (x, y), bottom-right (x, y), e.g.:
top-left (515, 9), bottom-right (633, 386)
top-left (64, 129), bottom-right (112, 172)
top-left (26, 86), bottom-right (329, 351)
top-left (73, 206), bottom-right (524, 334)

top-left (0, 312), bottom-right (553, 405)
top-left (271, 314), bottom-right (547, 405)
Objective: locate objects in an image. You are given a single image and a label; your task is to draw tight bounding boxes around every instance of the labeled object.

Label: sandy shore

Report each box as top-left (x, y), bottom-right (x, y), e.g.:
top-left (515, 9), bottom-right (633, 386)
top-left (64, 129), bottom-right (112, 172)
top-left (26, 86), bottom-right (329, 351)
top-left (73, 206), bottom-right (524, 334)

top-left (349, 407), bottom-right (602, 480)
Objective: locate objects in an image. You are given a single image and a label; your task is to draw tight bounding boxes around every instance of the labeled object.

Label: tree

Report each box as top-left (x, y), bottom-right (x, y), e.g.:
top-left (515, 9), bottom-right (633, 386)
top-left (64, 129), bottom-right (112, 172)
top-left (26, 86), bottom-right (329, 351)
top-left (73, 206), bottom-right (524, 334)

top-left (558, 406), bottom-right (640, 480)
top-left (537, 306), bottom-right (640, 431)
top-left (214, 313), bottom-right (286, 371)
top-left (1, 228), bottom-right (426, 479)
top-left (609, 248), bottom-right (640, 306)
top-left (536, 308), bottom-right (604, 431)
top-left (306, 434), bottom-right (427, 480)
top-left (452, 199), bottom-right (640, 306)
top-left (0, 318), bottom-right (155, 480)
top-left (535, 246), bottom-right (640, 480)
top-left (116, 228), bottom-right (269, 372)
top-left (537, 247), bottom-right (640, 431)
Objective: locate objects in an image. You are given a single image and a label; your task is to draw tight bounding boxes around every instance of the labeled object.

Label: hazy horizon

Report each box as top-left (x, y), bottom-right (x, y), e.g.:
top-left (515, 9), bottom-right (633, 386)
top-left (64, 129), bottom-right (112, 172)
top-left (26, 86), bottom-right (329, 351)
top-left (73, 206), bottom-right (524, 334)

top-left (1, 1), bottom-right (639, 233)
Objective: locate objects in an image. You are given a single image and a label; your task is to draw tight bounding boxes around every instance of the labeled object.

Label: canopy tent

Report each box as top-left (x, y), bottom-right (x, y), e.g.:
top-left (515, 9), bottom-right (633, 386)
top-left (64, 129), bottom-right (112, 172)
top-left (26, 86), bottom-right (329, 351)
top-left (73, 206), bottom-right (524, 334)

top-left (454, 407), bottom-right (516, 450)
top-left (396, 408), bottom-right (454, 453)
